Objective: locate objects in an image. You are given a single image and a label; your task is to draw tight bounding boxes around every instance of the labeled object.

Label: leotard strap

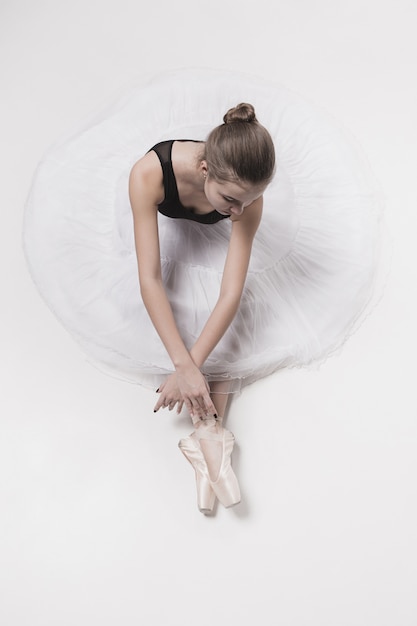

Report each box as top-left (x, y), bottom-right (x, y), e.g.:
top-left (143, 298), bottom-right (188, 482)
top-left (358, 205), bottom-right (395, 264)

top-left (149, 140), bottom-right (229, 224)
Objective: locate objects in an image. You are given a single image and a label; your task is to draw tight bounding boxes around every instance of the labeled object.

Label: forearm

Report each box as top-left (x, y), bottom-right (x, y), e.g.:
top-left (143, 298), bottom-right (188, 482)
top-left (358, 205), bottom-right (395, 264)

top-left (189, 205), bottom-right (261, 369)
top-left (140, 278), bottom-right (193, 369)
top-left (142, 277), bottom-right (217, 417)
top-left (142, 278), bottom-right (240, 371)
top-left (190, 292), bottom-right (241, 368)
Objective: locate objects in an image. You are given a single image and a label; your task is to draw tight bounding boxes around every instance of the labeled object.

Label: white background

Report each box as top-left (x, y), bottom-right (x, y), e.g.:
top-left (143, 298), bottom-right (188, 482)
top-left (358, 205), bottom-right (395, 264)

top-left (1, 1), bottom-right (416, 624)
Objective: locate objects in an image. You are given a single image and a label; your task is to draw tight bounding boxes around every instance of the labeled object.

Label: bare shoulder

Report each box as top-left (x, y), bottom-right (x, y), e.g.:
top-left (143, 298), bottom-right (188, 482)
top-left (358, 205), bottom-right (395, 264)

top-left (129, 151), bottom-right (164, 211)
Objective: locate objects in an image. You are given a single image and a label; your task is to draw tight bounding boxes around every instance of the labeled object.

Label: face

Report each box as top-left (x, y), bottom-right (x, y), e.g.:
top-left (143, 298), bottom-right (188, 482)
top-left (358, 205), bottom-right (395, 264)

top-left (204, 175), bottom-right (266, 217)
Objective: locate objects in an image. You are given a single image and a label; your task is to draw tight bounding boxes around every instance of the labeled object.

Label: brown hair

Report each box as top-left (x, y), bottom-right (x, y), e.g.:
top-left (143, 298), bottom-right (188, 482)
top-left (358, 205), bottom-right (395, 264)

top-left (203, 103), bottom-right (275, 185)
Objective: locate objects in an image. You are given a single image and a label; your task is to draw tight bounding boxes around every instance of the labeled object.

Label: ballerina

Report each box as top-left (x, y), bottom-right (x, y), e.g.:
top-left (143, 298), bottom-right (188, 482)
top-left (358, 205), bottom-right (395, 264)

top-left (24, 69), bottom-right (382, 516)
top-left (128, 103), bottom-right (275, 512)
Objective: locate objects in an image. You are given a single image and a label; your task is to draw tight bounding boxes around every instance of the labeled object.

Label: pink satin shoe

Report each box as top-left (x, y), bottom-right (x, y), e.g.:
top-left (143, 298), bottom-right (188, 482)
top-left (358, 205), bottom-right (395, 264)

top-left (178, 434), bottom-right (216, 514)
top-left (179, 418), bottom-right (241, 511)
top-left (194, 424), bottom-right (241, 509)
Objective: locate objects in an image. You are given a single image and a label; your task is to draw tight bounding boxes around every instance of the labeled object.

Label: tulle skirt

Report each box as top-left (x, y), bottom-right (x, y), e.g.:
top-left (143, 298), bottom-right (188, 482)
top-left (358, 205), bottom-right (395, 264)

top-left (23, 69), bottom-right (385, 392)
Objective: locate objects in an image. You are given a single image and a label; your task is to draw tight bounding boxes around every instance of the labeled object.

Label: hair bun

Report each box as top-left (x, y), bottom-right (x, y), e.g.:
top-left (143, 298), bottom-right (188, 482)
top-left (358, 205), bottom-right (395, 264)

top-left (223, 103), bottom-right (257, 124)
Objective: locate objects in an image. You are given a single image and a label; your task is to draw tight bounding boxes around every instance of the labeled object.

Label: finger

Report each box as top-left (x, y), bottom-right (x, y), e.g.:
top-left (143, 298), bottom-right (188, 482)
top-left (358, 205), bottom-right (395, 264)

top-left (189, 399), bottom-right (204, 420)
top-left (176, 401), bottom-right (184, 414)
top-left (193, 398), bottom-right (205, 417)
top-left (154, 395), bottom-right (167, 412)
top-left (204, 397), bottom-right (217, 415)
top-left (195, 393), bottom-right (214, 417)
top-left (184, 398), bottom-right (194, 417)
top-left (194, 399), bottom-right (208, 419)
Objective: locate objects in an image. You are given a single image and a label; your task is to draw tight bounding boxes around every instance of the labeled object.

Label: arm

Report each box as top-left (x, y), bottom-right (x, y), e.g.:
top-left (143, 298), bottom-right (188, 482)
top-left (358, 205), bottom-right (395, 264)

top-left (190, 197), bottom-right (263, 368)
top-left (156, 196), bottom-right (262, 412)
top-left (129, 154), bottom-right (216, 417)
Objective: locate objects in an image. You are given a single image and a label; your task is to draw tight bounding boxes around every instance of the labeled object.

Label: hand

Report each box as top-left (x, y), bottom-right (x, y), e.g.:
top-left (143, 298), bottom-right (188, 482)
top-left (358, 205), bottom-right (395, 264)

top-left (154, 373), bottom-right (184, 414)
top-left (176, 364), bottom-right (217, 419)
top-left (154, 364), bottom-right (216, 419)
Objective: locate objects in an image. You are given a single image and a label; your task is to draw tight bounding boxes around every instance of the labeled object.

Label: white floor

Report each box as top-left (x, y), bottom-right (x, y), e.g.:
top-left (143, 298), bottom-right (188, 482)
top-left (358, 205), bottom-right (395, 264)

top-left (1, 1), bottom-right (416, 624)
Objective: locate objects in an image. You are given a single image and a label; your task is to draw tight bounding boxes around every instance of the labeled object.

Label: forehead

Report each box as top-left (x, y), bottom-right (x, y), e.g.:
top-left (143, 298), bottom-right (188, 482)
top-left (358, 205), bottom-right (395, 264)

top-left (215, 179), bottom-right (265, 200)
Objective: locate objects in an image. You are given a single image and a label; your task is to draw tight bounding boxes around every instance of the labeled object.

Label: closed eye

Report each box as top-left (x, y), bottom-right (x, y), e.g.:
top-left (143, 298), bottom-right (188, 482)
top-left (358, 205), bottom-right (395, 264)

top-left (222, 195), bottom-right (237, 203)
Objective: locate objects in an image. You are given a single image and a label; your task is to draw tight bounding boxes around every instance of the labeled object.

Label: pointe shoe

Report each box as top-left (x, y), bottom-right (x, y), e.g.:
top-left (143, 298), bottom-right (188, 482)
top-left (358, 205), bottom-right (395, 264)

top-left (194, 421), bottom-right (241, 509)
top-left (178, 434), bottom-right (216, 514)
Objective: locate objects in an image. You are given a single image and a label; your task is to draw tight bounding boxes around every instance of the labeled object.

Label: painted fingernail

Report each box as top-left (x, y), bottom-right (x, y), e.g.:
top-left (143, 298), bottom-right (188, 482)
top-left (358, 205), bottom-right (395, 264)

top-left (156, 388), bottom-right (160, 393)
top-left (214, 413), bottom-right (218, 419)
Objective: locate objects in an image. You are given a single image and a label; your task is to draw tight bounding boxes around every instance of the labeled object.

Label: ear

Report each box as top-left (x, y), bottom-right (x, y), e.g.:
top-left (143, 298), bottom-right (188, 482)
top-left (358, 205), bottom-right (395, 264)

top-left (200, 160), bottom-right (208, 178)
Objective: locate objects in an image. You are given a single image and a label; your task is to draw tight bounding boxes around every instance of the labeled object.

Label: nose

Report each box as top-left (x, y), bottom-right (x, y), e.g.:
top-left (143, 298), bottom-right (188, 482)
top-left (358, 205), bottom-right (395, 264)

top-left (230, 203), bottom-right (244, 215)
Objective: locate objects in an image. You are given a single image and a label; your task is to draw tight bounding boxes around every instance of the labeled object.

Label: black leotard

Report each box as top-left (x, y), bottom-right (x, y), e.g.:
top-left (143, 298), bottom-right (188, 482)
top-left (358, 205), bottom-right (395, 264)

top-left (149, 140), bottom-right (229, 224)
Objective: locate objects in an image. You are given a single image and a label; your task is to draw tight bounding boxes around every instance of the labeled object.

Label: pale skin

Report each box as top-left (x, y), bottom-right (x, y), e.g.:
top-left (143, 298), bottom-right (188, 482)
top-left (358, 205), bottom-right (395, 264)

top-left (129, 140), bottom-right (266, 423)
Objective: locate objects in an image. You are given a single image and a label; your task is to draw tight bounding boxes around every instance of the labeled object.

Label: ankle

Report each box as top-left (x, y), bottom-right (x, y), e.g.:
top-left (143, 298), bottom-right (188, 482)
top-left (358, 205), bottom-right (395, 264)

top-left (191, 413), bottom-right (223, 427)
top-left (197, 419), bottom-right (223, 439)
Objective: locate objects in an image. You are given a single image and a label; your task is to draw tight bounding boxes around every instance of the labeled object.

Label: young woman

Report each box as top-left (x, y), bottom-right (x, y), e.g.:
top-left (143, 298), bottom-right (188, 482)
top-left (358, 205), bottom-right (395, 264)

top-left (24, 69), bottom-right (382, 515)
top-left (128, 103), bottom-right (275, 511)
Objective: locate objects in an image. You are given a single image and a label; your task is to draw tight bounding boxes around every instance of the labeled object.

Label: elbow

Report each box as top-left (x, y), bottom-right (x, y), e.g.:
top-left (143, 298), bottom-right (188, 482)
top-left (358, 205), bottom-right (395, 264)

top-left (218, 289), bottom-right (242, 314)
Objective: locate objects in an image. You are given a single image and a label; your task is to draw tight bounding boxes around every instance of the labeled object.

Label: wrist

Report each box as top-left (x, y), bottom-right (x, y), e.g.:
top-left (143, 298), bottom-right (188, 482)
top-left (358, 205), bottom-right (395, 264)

top-left (189, 348), bottom-right (205, 370)
top-left (173, 355), bottom-right (196, 372)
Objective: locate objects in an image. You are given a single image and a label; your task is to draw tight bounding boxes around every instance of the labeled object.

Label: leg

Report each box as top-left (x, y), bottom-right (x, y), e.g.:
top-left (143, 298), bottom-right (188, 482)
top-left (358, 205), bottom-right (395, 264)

top-left (196, 380), bottom-right (233, 481)
top-left (209, 379), bottom-right (232, 421)
top-left (179, 379), bottom-right (240, 510)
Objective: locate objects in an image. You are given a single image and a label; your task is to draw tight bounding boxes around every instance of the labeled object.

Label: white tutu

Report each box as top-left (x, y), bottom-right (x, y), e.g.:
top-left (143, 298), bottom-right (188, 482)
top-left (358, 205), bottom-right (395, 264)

top-left (23, 69), bottom-right (384, 392)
